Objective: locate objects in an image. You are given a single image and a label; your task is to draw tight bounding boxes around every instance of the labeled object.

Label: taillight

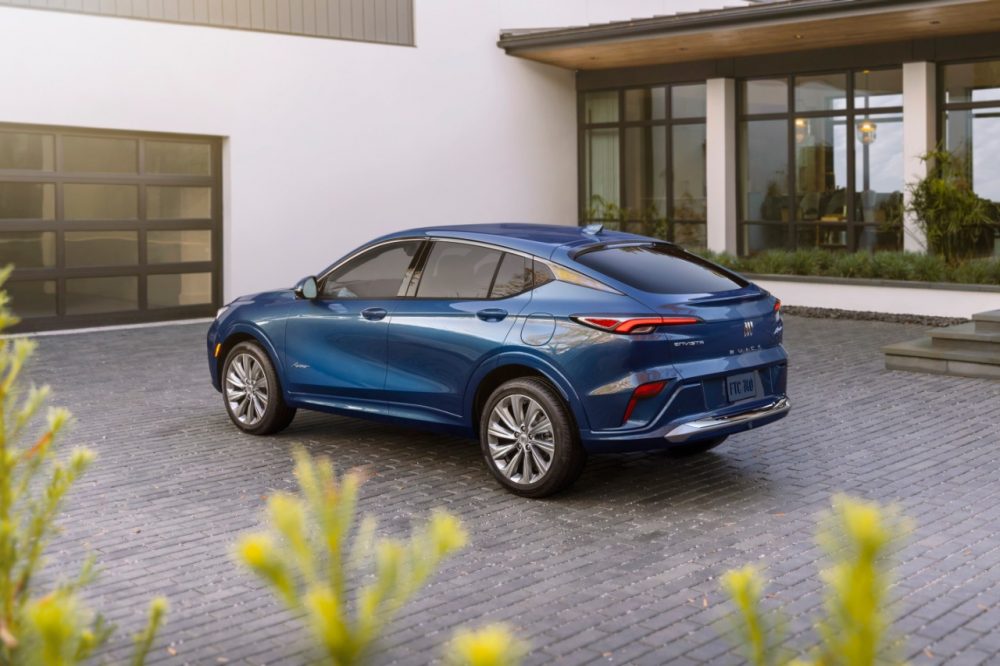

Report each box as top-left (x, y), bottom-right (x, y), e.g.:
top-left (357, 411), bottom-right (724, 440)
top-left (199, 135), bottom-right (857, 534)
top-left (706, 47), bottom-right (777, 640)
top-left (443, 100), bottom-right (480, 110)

top-left (622, 380), bottom-right (667, 424)
top-left (774, 299), bottom-right (781, 312)
top-left (571, 315), bottom-right (700, 334)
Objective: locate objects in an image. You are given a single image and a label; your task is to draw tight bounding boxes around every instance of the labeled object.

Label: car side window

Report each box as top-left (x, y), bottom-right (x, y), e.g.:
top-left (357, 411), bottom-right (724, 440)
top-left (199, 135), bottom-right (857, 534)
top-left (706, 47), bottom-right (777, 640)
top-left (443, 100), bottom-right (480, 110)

top-left (321, 241), bottom-right (421, 299)
top-left (490, 253), bottom-right (529, 299)
top-left (416, 242), bottom-right (503, 299)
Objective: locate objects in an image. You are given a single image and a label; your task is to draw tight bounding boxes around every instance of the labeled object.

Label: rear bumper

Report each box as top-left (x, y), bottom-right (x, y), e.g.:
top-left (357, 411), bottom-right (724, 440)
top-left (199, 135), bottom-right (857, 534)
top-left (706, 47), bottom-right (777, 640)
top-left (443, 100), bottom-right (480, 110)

top-left (663, 397), bottom-right (790, 443)
top-left (580, 392), bottom-right (790, 453)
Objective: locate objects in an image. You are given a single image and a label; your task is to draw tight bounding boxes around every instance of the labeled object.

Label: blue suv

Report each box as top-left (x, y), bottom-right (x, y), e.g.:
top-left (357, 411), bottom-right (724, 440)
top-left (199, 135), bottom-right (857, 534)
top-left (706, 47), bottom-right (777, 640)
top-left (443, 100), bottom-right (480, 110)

top-left (208, 224), bottom-right (789, 497)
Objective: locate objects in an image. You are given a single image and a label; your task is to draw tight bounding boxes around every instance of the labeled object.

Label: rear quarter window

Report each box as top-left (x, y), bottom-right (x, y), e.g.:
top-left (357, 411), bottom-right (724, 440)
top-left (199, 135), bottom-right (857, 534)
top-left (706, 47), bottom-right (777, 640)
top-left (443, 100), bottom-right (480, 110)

top-left (575, 244), bottom-right (747, 294)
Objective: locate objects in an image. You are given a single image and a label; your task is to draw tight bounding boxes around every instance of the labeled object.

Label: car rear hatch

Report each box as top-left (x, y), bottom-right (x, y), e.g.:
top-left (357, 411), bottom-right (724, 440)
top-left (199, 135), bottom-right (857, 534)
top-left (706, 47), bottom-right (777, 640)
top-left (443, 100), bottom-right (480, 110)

top-left (570, 241), bottom-right (784, 366)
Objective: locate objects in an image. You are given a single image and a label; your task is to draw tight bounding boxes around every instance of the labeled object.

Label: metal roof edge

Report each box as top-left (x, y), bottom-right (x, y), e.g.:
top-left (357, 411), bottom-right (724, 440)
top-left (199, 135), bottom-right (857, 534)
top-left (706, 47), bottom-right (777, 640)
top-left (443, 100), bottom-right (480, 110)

top-left (496, 0), bottom-right (956, 52)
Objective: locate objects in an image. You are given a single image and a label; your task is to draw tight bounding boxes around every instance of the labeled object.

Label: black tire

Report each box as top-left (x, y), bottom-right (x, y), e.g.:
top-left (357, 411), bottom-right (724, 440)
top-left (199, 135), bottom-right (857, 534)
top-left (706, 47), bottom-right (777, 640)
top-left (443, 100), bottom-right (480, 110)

top-left (479, 377), bottom-right (586, 498)
top-left (222, 341), bottom-right (296, 435)
top-left (667, 435), bottom-right (728, 457)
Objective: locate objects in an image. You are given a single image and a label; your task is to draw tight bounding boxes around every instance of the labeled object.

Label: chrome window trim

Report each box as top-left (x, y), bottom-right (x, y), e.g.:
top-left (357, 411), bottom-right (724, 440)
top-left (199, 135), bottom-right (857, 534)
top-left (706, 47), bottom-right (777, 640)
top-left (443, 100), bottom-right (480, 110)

top-left (315, 234), bottom-right (622, 299)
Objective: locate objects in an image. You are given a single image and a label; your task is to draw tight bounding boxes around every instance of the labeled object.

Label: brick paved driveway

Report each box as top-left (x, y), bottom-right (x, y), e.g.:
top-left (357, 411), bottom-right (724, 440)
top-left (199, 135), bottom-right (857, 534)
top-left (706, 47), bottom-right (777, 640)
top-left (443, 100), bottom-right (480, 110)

top-left (26, 314), bottom-right (1000, 665)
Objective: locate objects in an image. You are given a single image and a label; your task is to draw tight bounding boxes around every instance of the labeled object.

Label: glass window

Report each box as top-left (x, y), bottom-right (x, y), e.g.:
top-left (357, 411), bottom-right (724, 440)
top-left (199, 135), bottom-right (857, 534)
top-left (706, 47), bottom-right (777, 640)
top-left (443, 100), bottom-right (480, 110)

top-left (740, 120), bottom-right (788, 222)
top-left (584, 128), bottom-right (620, 219)
top-left (575, 244), bottom-right (747, 294)
top-left (64, 184), bottom-right (137, 220)
top-left (0, 183), bottom-right (55, 220)
top-left (795, 116), bottom-right (848, 222)
top-left (490, 253), bottom-right (528, 299)
top-left (65, 276), bottom-right (138, 315)
top-left (743, 78), bottom-right (787, 115)
top-left (145, 141), bottom-right (212, 175)
top-left (147, 186), bottom-right (212, 219)
top-left (795, 73), bottom-right (848, 112)
top-left (945, 108), bottom-right (1000, 204)
top-left (7, 280), bottom-right (56, 318)
top-left (584, 91), bottom-right (618, 123)
top-left (624, 88), bottom-right (666, 121)
top-left (0, 232), bottom-right (56, 268)
top-left (581, 83), bottom-right (707, 248)
top-left (0, 131), bottom-right (54, 171)
top-left (855, 113), bottom-right (903, 224)
top-left (943, 60), bottom-right (1000, 104)
top-left (623, 126), bottom-right (666, 220)
top-left (65, 231), bottom-right (138, 267)
top-left (854, 68), bottom-right (902, 109)
top-left (321, 241), bottom-right (420, 299)
top-left (63, 135), bottom-right (137, 173)
top-left (672, 124), bottom-right (706, 221)
top-left (147, 230), bottom-right (212, 264)
top-left (671, 84), bottom-right (706, 118)
top-left (416, 242), bottom-right (502, 299)
top-left (148, 272), bottom-right (212, 308)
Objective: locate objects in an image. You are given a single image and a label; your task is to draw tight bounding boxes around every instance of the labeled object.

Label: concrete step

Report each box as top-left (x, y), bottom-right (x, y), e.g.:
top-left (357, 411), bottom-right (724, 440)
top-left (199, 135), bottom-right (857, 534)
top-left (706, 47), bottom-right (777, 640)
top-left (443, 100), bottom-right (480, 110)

top-left (973, 310), bottom-right (1000, 334)
top-left (884, 337), bottom-right (1000, 380)
top-left (929, 322), bottom-right (1000, 353)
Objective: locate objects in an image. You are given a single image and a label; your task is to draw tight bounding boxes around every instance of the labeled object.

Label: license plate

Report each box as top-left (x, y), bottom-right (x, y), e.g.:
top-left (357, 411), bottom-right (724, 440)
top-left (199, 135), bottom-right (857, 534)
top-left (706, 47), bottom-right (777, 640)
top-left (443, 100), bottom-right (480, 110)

top-left (726, 371), bottom-right (761, 403)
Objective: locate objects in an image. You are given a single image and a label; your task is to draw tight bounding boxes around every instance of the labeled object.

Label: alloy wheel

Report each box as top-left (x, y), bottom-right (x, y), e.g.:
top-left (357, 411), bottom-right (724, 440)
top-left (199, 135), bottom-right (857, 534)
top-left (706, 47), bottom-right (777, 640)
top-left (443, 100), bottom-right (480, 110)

top-left (486, 393), bottom-right (556, 485)
top-left (226, 352), bottom-right (269, 426)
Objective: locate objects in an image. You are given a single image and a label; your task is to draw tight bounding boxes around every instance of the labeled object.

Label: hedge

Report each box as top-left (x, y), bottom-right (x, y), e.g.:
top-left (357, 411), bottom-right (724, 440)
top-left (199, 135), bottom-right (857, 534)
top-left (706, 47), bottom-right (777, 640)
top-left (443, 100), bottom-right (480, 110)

top-left (698, 249), bottom-right (1000, 286)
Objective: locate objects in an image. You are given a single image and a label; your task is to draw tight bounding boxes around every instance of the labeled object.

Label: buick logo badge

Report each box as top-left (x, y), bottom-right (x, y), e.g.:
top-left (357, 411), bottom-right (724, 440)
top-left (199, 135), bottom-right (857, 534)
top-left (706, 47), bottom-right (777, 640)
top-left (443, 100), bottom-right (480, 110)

top-left (743, 320), bottom-right (754, 337)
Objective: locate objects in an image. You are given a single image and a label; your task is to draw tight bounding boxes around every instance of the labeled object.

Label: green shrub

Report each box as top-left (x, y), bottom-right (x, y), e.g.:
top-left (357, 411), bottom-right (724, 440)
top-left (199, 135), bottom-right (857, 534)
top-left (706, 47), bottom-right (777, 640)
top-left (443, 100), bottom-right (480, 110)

top-left (694, 248), bottom-right (1000, 285)
top-left (907, 253), bottom-right (949, 283)
top-left (0, 266), bottom-right (166, 665)
top-left (951, 257), bottom-right (1000, 285)
top-left (870, 252), bottom-right (912, 281)
top-left (722, 496), bottom-right (910, 666)
top-left (831, 252), bottom-right (873, 279)
top-left (236, 447), bottom-right (468, 666)
top-left (906, 149), bottom-right (997, 263)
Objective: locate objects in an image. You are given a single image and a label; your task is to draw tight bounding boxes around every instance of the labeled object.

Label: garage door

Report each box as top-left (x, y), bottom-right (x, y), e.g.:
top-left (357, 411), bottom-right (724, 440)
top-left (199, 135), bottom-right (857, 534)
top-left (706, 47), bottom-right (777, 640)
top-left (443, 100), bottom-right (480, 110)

top-left (0, 124), bottom-right (222, 332)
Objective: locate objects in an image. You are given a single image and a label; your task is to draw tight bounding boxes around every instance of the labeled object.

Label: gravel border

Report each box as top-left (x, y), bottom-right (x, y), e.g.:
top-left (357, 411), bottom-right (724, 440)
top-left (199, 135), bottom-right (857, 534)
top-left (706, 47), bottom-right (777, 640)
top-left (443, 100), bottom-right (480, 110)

top-left (783, 305), bottom-right (968, 327)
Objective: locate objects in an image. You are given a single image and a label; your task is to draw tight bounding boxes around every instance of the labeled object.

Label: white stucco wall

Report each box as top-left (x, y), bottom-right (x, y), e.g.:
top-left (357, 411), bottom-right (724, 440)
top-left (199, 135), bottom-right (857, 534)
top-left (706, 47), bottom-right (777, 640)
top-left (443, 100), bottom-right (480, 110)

top-left (0, 0), bottom-right (732, 300)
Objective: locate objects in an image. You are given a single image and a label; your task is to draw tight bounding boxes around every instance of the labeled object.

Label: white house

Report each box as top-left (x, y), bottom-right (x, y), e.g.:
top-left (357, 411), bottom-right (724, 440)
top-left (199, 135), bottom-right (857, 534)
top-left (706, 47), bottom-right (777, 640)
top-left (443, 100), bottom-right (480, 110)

top-left (1, 0), bottom-right (999, 331)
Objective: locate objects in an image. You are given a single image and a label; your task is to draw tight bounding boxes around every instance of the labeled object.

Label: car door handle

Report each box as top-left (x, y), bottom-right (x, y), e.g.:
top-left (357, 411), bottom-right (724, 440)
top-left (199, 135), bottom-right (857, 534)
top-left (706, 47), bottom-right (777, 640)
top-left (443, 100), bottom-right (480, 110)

top-left (361, 307), bottom-right (388, 321)
top-left (476, 308), bottom-right (508, 322)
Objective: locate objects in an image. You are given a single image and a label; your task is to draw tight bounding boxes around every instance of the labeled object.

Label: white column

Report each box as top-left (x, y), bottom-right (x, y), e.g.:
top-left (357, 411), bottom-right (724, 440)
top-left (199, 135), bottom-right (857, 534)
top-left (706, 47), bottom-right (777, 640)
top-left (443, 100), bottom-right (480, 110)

top-left (706, 77), bottom-right (737, 254)
top-left (902, 62), bottom-right (936, 253)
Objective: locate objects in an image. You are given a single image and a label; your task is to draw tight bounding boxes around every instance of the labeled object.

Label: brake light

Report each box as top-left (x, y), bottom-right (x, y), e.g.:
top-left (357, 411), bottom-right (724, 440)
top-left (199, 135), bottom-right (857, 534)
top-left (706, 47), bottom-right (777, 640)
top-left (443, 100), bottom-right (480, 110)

top-left (571, 315), bottom-right (700, 334)
top-left (774, 299), bottom-right (781, 312)
top-left (622, 380), bottom-right (667, 424)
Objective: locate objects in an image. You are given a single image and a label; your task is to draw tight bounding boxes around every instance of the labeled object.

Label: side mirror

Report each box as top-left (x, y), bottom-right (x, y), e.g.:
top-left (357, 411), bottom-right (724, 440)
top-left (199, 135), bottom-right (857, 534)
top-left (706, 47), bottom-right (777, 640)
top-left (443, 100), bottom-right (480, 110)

top-left (294, 276), bottom-right (319, 300)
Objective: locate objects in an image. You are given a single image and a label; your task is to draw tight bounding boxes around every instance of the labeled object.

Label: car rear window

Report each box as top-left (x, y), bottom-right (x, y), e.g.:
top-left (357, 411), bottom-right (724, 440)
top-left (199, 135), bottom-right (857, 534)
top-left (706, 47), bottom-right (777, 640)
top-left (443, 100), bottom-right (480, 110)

top-left (575, 244), bottom-right (748, 294)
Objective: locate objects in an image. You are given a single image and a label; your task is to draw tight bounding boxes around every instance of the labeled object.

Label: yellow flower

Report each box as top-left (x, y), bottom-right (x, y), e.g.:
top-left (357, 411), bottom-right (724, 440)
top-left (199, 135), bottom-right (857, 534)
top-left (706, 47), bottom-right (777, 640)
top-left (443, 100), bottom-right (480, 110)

top-left (429, 510), bottom-right (469, 556)
top-left (446, 624), bottom-right (526, 666)
top-left (237, 534), bottom-right (274, 569)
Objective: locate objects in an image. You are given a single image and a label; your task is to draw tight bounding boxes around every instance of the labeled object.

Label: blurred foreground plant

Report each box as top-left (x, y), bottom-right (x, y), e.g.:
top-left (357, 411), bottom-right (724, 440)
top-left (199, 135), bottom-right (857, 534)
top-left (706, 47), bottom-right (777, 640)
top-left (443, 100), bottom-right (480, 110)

top-left (722, 495), bottom-right (910, 666)
top-left (236, 447), bottom-right (468, 665)
top-left (0, 266), bottom-right (166, 664)
top-left (444, 624), bottom-right (527, 666)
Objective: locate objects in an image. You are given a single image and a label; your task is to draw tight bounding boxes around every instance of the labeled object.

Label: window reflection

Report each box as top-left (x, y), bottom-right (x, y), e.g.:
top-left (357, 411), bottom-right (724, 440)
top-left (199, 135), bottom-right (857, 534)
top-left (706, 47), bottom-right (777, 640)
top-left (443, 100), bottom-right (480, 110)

top-left (580, 83), bottom-right (706, 249)
top-left (739, 67), bottom-right (903, 255)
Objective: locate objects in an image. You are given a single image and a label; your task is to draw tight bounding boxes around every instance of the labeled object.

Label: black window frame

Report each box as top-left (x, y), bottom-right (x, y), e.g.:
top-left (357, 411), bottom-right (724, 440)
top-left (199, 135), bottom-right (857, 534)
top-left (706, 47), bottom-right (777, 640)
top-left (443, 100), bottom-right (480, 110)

top-left (938, 56), bottom-right (1000, 236)
top-left (736, 67), bottom-right (905, 255)
top-left (0, 122), bottom-right (223, 333)
top-left (578, 82), bottom-right (708, 248)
